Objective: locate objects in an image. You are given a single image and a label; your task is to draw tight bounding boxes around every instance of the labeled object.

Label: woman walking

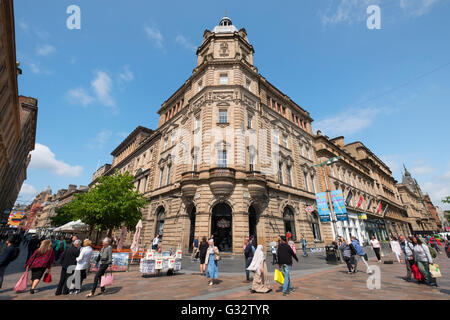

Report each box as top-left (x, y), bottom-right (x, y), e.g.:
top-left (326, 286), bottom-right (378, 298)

top-left (86, 237), bottom-right (112, 297)
top-left (370, 236), bottom-right (382, 263)
top-left (412, 236), bottom-right (438, 287)
top-left (247, 245), bottom-right (271, 293)
top-left (339, 238), bottom-right (355, 274)
top-left (70, 239), bottom-right (93, 294)
top-left (198, 236), bottom-right (208, 275)
top-left (25, 239), bottom-right (55, 294)
top-left (390, 236), bottom-right (402, 263)
top-left (205, 239), bottom-right (219, 286)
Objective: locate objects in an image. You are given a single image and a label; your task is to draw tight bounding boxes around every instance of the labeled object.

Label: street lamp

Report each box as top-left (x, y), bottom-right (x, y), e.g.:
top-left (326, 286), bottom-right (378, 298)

top-left (314, 156), bottom-right (342, 241)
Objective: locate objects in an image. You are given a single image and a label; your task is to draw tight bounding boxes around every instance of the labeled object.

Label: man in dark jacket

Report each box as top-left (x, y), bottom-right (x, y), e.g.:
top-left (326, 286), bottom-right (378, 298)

top-left (243, 237), bottom-right (254, 283)
top-left (27, 235), bottom-right (40, 261)
top-left (0, 237), bottom-right (18, 288)
top-left (277, 235), bottom-right (298, 296)
top-left (55, 239), bottom-right (81, 295)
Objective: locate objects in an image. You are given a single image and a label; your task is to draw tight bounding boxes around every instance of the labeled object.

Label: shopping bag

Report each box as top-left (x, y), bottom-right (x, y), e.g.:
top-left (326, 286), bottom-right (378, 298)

top-left (43, 272), bottom-right (52, 283)
top-left (14, 269), bottom-right (29, 293)
top-left (100, 272), bottom-right (114, 287)
top-left (274, 269), bottom-right (284, 285)
top-left (411, 263), bottom-right (424, 282)
top-left (429, 264), bottom-right (441, 278)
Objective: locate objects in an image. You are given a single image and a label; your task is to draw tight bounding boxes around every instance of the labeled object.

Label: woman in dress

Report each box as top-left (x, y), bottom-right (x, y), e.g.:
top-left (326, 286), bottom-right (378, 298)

top-left (246, 245), bottom-right (271, 293)
top-left (25, 239), bottom-right (55, 294)
top-left (205, 239), bottom-right (219, 286)
top-left (390, 236), bottom-right (402, 263)
top-left (198, 236), bottom-right (209, 275)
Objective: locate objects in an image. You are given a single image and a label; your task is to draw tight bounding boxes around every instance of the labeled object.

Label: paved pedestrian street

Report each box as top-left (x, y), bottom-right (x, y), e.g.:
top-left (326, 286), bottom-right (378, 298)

top-left (1, 245), bottom-right (448, 300)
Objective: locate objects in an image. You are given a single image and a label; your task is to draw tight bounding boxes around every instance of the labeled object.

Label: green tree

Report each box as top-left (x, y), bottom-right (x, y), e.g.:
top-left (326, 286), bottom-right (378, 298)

top-left (442, 196), bottom-right (450, 204)
top-left (62, 170), bottom-right (147, 238)
top-left (49, 203), bottom-right (76, 227)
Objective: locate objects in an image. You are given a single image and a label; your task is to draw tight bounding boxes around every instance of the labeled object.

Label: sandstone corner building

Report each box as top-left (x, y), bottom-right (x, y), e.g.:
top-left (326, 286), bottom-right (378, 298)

top-left (91, 17), bottom-right (439, 254)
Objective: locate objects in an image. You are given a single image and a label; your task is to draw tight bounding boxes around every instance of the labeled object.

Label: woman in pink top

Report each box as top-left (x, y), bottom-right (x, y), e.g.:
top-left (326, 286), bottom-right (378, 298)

top-left (369, 236), bottom-right (382, 263)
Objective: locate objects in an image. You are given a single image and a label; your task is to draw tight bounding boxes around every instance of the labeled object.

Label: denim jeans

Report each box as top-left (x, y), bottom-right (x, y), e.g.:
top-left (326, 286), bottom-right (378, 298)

top-left (302, 245), bottom-right (307, 256)
top-left (281, 264), bottom-right (292, 293)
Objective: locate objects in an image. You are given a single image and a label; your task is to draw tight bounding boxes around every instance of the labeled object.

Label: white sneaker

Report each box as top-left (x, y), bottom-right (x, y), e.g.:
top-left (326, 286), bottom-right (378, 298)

top-left (208, 281), bottom-right (213, 286)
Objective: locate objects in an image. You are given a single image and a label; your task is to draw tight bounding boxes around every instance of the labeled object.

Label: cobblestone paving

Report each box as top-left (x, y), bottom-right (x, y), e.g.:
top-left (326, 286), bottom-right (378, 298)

top-left (0, 242), bottom-right (448, 300)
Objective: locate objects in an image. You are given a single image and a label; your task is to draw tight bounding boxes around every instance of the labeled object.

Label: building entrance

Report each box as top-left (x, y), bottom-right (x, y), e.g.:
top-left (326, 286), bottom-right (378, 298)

top-left (211, 203), bottom-right (232, 252)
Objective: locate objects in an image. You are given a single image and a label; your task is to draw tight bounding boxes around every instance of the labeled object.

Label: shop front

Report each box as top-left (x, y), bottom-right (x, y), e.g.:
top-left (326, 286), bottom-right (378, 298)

top-left (360, 215), bottom-right (389, 242)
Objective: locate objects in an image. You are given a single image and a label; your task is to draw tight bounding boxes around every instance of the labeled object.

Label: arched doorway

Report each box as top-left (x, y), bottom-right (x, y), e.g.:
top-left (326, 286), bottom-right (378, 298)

top-left (211, 203), bottom-right (232, 252)
top-left (155, 207), bottom-right (165, 239)
top-left (283, 207), bottom-right (296, 241)
top-left (310, 211), bottom-right (321, 241)
top-left (188, 206), bottom-right (196, 253)
top-left (248, 205), bottom-right (258, 246)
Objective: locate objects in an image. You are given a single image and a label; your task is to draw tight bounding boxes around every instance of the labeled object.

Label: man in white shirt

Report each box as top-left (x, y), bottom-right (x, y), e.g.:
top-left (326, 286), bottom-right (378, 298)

top-left (370, 236), bottom-right (382, 263)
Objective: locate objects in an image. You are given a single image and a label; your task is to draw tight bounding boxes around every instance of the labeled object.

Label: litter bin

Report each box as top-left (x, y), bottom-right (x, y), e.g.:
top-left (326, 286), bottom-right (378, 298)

top-left (325, 246), bottom-right (339, 264)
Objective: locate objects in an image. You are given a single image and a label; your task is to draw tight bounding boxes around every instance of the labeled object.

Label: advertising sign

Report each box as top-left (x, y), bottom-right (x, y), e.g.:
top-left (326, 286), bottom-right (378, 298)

top-left (140, 259), bottom-right (155, 273)
top-left (8, 211), bottom-right (25, 228)
top-left (357, 212), bottom-right (368, 220)
top-left (330, 190), bottom-right (348, 221)
top-left (89, 251), bottom-right (129, 272)
top-left (315, 192), bottom-right (331, 222)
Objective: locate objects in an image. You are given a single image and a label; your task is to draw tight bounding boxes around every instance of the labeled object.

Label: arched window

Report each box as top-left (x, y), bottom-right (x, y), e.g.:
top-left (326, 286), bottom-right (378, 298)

top-left (283, 207), bottom-right (296, 241)
top-left (155, 207), bottom-right (165, 238)
top-left (311, 212), bottom-right (321, 241)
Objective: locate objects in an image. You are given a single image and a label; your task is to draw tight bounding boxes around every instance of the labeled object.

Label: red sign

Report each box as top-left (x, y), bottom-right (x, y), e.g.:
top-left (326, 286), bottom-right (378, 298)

top-left (305, 206), bottom-right (314, 213)
top-left (356, 196), bottom-right (364, 208)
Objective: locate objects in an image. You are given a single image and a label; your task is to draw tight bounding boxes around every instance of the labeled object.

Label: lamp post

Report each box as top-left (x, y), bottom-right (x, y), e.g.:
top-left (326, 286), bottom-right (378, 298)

top-left (314, 156), bottom-right (342, 240)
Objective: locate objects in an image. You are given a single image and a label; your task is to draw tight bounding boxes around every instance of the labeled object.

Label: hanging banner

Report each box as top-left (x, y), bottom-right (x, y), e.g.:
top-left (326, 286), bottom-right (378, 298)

top-left (315, 192), bottom-right (331, 222)
top-left (356, 196), bottom-right (364, 208)
top-left (357, 212), bottom-right (368, 220)
top-left (330, 190), bottom-right (348, 221)
top-left (8, 211), bottom-right (25, 228)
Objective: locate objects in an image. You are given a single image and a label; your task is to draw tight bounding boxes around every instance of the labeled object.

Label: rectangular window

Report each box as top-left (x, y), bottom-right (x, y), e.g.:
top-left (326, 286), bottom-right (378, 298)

top-left (247, 115), bottom-right (252, 129)
top-left (193, 152), bottom-right (198, 171)
top-left (287, 166), bottom-right (293, 186)
top-left (311, 175), bottom-right (316, 193)
top-left (245, 79), bottom-right (251, 89)
top-left (299, 142), bottom-right (304, 157)
top-left (195, 117), bottom-right (201, 130)
top-left (304, 172), bottom-right (309, 192)
top-left (282, 135), bottom-right (288, 148)
top-left (278, 162), bottom-right (283, 184)
top-left (274, 130), bottom-right (279, 145)
top-left (220, 74), bottom-right (228, 85)
top-left (166, 165), bottom-right (171, 185)
top-left (159, 167), bottom-right (164, 187)
top-left (305, 146), bottom-right (310, 160)
top-left (171, 133), bottom-right (176, 147)
top-left (198, 80), bottom-right (203, 92)
top-left (218, 150), bottom-right (227, 168)
top-left (163, 138), bottom-right (168, 151)
top-left (249, 151), bottom-right (255, 172)
top-left (219, 109), bottom-right (227, 123)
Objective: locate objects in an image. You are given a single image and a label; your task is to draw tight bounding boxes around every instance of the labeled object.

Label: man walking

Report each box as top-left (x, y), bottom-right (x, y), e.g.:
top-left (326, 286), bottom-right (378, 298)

top-left (351, 236), bottom-right (371, 274)
top-left (243, 237), bottom-right (254, 283)
top-left (399, 235), bottom-right (414, 282)
top-left (191, 235), bottom-right (199, 262)
top-left (55, 239), bottom-right (81, 295)
top-left (0, 237), bottom-right (19, 289)
top-left (277, 235), bottom-right (298, 296)
top-left (300, 235), bottom-right (308, 257)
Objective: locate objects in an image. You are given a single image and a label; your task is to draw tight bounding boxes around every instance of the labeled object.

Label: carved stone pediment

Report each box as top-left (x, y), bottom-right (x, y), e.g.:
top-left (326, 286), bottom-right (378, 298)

top-left (213, 91), bottom-right (233, 101)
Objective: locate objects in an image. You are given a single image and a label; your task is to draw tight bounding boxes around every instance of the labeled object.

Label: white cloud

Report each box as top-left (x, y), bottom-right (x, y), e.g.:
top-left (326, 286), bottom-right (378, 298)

top-left (422, 181), bottom-right (450, 210)
top-left (118, 65), bottom-right (134, 84)
top-left (37, 44), bottom-right (56, 56)
top-left (18, 21), bottom-right (28, 31)
top-left (380, 154), bottom-right (402, 178)
top-left (314, 107), bottom-right (385, 136)
top-left (321, 0), bottom-right (378, 25)
top-left (17, 183), bottom-right (38, 202)
top-left (67, 88), bottom-right (94, 107)
top-left (91, 71), bottom-right (115, 107)
top-left (399, 0), bottom-right (441, 17)
top-left (29, 143), bottom-right (83, 177)
top-left (87, 130), bottom-right (113, 149)
top-left (145, 26), bottom-right (164, 49)
top-left (29, 62), bottom-right (41, 74)
top-left (411, 165), bottom-right (436, 175)
top-left (175, 35), bottom-right (196, 52)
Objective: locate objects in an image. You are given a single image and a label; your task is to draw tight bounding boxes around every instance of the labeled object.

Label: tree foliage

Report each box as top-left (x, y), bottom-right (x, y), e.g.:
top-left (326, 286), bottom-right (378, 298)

top-left (53, 170), bottom-right (147, 235)
top-left (442, 196), bottom-right (450, 204)
top-left (49, 203), bottom-right (76, 227)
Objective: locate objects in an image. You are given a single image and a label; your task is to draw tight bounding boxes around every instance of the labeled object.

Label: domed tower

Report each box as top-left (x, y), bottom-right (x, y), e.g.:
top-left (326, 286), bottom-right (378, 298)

top-left (195, 16), bottom-right (256, 70)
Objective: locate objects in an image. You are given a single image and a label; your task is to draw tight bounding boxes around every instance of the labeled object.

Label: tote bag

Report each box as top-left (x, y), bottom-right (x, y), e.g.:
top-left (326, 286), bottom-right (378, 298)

top-left (100, 272), bottom-right (114, 287)
top-left (429, 264), bottom-right (441, 278)
top-left (274, 269), bottom-right (284, 285)
top-left (14, 268), bottom-right (29, 293)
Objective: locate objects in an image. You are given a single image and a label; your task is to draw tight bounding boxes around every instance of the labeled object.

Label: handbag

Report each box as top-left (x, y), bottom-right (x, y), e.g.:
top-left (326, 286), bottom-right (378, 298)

top-left (100, 271), bottom-right (114, 287)
top-left (14, 268), bottom-right (29, 293)
top-left (274, 268), bottom-right (284, 285)
top-left (214, 253), bottom-right (221, 261)
top-left (43, 271), bottom-right (52, 283)
top-left (411, 263), bottom-right (424, 282)
top-left (428, 263), bottom-right (441, 278)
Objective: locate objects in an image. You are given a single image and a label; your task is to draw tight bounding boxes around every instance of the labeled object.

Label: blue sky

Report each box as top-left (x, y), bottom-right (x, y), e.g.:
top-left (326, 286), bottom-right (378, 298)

top-left (14, 0), bottom-right (450, 210)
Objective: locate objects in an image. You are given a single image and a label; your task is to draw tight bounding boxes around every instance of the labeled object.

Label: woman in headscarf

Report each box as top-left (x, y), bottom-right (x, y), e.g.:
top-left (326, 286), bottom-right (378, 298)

top-left (247, 245), bottom-right (271, 293)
